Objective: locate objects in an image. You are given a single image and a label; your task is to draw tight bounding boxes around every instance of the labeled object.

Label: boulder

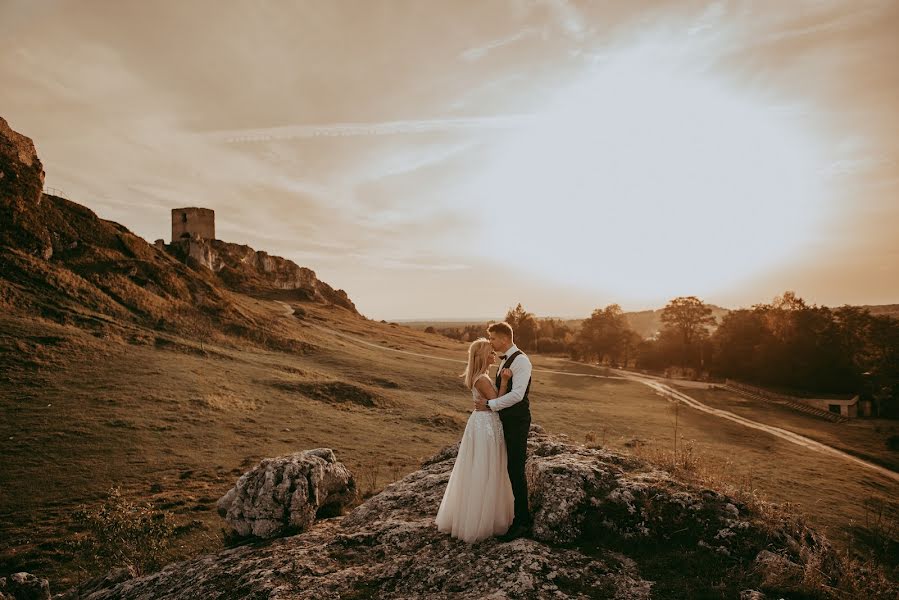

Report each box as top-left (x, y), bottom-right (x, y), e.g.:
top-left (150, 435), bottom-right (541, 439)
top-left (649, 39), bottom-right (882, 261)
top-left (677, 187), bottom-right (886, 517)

top-left (48, 566), bottom-right (136, 600)
top-left (216, 448), bottom-right (357, 538)
top-left (0, 572), bottom-right (51, 600)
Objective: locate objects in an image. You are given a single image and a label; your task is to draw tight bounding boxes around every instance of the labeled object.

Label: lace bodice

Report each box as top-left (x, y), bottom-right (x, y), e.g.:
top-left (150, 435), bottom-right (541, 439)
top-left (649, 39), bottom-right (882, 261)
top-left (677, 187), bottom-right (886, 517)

top-left (471, 373), bottom-right (495, 401)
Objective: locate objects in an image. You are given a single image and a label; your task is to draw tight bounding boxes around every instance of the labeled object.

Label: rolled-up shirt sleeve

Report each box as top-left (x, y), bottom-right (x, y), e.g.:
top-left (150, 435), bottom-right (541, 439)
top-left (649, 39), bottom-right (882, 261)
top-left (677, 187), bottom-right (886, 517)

top-left (488, 355), bottom-right (532, 411)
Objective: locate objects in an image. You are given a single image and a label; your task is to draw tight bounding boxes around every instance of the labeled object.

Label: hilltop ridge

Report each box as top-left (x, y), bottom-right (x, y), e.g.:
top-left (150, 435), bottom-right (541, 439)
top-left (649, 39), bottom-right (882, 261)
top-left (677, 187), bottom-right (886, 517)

top-left (0, 116), bottom-right (358, 347)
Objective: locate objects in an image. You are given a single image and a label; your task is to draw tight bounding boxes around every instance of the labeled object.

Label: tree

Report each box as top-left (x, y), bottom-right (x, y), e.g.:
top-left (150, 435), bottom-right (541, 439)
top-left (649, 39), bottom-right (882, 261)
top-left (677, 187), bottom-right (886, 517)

top-left (709, 308), bottom-right (771, 381)
top-left (708, 293), bottom-right (887, 395)
top-left (758, 290), bottom-right (808, 342)
top-left (576, 304), bottom-right (631, 365)
top-left (621, 330), bottom-right (643, 369)
top-left (504, 303), bottom-right (539, 351)
top-left (659, 296), bottom-right (716, 369)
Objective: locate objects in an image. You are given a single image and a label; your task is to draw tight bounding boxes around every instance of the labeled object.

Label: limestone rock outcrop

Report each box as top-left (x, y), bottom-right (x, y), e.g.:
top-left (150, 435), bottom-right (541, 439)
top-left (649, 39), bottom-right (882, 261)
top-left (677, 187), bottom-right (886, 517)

top-left (54, 427), bottom-right (845, 599)
top-left (163, 237), bottom-right (358, 312)
top-left (0, 571), bottom-right (51, 600)
top-left (0, 116), bottom-right (44, 205)
top-left (0, 116), bottom-right (50, 259)
top-left (216, 448), bottom-right (357, 538)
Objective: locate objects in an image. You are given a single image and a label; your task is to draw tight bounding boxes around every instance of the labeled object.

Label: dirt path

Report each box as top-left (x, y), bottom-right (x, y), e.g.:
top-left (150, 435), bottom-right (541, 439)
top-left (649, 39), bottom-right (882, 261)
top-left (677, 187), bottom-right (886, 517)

top-left (627, 374), bottom-right (899, 483)
top-left (276, 301), bottom-right (899, 482)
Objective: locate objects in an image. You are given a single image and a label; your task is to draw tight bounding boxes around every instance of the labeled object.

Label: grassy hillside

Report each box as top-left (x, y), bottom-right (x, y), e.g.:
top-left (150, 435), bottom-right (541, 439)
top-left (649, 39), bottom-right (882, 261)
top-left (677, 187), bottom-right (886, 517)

top-left (3, 295), bottom-right (898, 588)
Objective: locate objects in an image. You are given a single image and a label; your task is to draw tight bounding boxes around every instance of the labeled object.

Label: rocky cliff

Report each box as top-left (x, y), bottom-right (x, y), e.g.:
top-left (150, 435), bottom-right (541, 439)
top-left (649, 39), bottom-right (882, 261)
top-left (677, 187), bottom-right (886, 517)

top-left (48, 427), bottom-right (850, 600)
top-left (0, 116), bottom-right (358, 342)
top-left (0, 116), bottom-right (48, 259)
top-left (162, 236), bottom-right (356, 311)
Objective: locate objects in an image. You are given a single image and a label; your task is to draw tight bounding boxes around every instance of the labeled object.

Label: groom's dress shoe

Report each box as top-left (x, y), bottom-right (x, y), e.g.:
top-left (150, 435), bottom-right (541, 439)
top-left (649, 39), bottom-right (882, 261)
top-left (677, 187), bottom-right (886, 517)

top-left (498, 523), bottom-right (531, 542)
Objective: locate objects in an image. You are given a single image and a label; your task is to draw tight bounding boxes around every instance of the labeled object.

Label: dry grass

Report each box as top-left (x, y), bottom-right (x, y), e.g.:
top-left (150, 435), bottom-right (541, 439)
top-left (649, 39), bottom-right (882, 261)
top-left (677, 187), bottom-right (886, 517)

top-left (619, 436), bottom-right (899, 597)
top-left (2, 294), bottom-right (898, 590)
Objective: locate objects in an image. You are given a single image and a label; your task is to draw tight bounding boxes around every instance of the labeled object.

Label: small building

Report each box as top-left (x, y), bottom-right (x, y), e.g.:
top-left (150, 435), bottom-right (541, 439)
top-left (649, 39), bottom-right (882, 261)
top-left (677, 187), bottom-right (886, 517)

top-left (799, 396), bottom-right (860, 418)
top-left (171, 207), bottom-right (215, 243)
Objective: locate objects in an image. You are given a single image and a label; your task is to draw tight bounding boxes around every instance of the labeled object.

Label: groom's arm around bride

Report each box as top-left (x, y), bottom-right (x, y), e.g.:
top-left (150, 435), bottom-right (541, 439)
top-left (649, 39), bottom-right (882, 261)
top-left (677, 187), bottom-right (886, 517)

top-left (472, 350), bottom-right (532, 414)
top-left (484, 354), bottom-right (531, 412)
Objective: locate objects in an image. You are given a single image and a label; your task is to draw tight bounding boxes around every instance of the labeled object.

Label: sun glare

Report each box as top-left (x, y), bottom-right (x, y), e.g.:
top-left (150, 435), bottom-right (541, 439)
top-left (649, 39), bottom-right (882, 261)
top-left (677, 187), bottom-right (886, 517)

top-left (467, 37), bottom-right (836, 303)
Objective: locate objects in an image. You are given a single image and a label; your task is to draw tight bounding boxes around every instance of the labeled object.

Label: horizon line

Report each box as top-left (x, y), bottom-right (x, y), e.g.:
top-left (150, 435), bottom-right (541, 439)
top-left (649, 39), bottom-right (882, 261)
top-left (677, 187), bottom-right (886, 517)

top-left (376, 300), bottom-right (899, 323)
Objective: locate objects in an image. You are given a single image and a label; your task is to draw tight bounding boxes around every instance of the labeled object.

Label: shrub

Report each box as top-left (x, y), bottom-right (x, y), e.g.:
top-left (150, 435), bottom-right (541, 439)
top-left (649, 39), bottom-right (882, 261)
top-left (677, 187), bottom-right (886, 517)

top-left (886, 435), bottom-right (899, 451)
top-left (66, 486), bottom-right (175, 576)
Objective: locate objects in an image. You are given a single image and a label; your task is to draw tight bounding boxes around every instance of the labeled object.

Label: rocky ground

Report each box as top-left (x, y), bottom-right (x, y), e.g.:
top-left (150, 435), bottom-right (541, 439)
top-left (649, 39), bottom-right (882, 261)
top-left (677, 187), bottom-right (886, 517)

top-left (5, 425), bottom-right (852, 600)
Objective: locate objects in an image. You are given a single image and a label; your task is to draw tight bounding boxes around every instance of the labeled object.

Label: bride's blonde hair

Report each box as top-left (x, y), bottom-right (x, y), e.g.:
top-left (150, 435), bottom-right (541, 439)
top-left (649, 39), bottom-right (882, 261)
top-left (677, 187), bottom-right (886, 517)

top-left (461, 338), bottom-right (493, 390)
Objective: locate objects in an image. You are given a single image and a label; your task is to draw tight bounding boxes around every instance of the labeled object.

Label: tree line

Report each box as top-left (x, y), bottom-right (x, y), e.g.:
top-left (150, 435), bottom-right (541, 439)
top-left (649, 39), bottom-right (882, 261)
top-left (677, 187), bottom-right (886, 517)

top-left (426, 293), bottom-right (899, 416)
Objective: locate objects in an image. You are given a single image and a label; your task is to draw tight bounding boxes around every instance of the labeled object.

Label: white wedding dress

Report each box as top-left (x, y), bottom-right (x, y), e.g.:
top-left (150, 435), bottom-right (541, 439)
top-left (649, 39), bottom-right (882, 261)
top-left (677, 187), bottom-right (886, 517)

top-left (435, 373), bottom-right (515, 542)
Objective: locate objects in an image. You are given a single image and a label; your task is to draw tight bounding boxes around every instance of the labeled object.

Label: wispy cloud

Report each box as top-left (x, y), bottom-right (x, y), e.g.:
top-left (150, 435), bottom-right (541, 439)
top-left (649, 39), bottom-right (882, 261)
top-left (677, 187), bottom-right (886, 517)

top-left (350, 140), bottom-right (481, 183)
top-left (460, 27), bottom-right (544, 62)
top-left (200, 115), bottom-right (536, 144)
top-left (352, 253), bottom-right (472, 271)
top-left (756, 1), bottom-right (893, 44)
top-left (541, 0), bottom-right (586, 40)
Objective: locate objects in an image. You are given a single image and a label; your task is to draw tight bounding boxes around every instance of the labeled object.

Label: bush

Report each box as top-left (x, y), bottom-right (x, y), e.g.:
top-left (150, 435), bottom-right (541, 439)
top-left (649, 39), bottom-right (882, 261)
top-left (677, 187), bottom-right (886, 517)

top-left (66, 486), bottom-right (176, 576)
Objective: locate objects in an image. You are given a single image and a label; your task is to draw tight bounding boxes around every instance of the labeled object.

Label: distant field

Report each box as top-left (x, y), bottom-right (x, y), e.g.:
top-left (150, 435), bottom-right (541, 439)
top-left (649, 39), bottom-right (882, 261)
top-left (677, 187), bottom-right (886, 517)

top-left (2, 298), bottom-right (898, 588)
top-left (860, 303), bottom-right (899, 319)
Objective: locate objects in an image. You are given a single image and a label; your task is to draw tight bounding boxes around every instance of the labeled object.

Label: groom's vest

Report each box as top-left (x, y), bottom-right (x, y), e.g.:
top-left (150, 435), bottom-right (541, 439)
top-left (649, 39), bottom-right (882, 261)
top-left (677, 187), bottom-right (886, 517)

top-left (495, 350), bottom-right (531, 421)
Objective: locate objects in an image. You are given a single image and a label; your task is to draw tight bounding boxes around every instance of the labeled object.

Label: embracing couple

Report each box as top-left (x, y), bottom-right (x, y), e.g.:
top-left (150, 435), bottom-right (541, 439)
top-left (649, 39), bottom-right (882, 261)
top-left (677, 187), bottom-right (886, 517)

top-left (434, 321), bottom-right (533, 543)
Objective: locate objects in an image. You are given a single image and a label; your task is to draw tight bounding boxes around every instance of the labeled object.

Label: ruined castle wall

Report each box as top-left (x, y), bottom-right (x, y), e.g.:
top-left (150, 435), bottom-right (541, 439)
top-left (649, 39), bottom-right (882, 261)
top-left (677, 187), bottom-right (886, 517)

top-left (171, 207), bottom-right (215, 242)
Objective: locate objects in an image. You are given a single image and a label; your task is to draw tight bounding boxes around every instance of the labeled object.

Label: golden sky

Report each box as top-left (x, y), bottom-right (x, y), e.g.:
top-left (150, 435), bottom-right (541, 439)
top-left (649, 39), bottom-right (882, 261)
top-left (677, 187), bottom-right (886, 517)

top-left (1, 0), bottom-right (897, 320)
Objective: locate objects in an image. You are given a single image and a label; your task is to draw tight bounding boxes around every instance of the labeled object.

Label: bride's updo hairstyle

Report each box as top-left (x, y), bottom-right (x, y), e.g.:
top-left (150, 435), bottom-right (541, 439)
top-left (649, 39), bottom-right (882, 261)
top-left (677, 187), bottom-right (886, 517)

top-left (461, 337), bottom-right (493, 390)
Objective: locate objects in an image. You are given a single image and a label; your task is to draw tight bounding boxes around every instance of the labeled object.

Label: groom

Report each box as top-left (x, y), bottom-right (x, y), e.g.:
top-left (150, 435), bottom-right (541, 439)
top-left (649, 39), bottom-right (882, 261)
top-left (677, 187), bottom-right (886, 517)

top-left (474, 321), bottom-right (533, 541)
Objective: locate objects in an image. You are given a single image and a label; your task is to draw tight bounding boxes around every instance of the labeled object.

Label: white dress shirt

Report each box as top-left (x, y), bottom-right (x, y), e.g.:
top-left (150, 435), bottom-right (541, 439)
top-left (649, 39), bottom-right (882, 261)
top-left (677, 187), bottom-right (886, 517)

top-left (487, 343), bottom-right (532, 411)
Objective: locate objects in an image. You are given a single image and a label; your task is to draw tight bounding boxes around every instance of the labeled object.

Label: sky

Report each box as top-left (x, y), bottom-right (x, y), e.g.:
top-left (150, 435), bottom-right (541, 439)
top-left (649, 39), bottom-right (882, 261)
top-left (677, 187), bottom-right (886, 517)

top-left (1, 0), bottom-right (897, 320)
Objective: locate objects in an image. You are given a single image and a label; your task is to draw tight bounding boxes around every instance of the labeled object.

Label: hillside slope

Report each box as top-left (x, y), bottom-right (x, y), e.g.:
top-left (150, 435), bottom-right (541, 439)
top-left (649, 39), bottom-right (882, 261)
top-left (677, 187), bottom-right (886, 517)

top-left (0, 115), bottom-right (356, 349)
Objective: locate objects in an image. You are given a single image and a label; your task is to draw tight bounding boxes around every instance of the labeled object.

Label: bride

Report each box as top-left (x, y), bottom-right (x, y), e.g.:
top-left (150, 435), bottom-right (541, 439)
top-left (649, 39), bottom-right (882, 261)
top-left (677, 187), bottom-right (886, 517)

top-left (435, 338), bottom-right (515, 542)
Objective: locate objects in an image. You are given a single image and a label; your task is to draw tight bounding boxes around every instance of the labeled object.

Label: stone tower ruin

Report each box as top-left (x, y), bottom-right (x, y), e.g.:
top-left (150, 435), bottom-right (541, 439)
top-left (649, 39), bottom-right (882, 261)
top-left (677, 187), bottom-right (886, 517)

top-left (171, 207), bottom-right (215, 242)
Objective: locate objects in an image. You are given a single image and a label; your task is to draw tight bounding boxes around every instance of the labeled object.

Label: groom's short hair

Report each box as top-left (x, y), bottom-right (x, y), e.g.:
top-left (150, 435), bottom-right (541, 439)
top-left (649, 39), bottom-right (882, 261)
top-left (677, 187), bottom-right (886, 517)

top-left (487, 322), bottom-right (513, 340)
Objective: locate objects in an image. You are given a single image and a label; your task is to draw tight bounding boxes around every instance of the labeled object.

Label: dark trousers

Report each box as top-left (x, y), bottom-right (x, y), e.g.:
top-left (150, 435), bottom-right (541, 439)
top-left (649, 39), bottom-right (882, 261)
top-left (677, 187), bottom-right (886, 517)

top-left (500, 414), bottom-right (532, 526)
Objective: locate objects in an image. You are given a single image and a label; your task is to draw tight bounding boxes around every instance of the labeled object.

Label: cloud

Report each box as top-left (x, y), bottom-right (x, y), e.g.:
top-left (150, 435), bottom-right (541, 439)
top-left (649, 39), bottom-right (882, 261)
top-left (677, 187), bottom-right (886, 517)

top-left (200, 115), bottom-right (536, 143)
top-left (349, 140), bottom-right (482, 183)
top-left (460, 28), bottom-right (544, 62)
top-left (365, 257), bottom-right (472, 271)
top-left (540, 0), bottom-right (586, 40)
top-left (756, 0), bottom-right (893, 44)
